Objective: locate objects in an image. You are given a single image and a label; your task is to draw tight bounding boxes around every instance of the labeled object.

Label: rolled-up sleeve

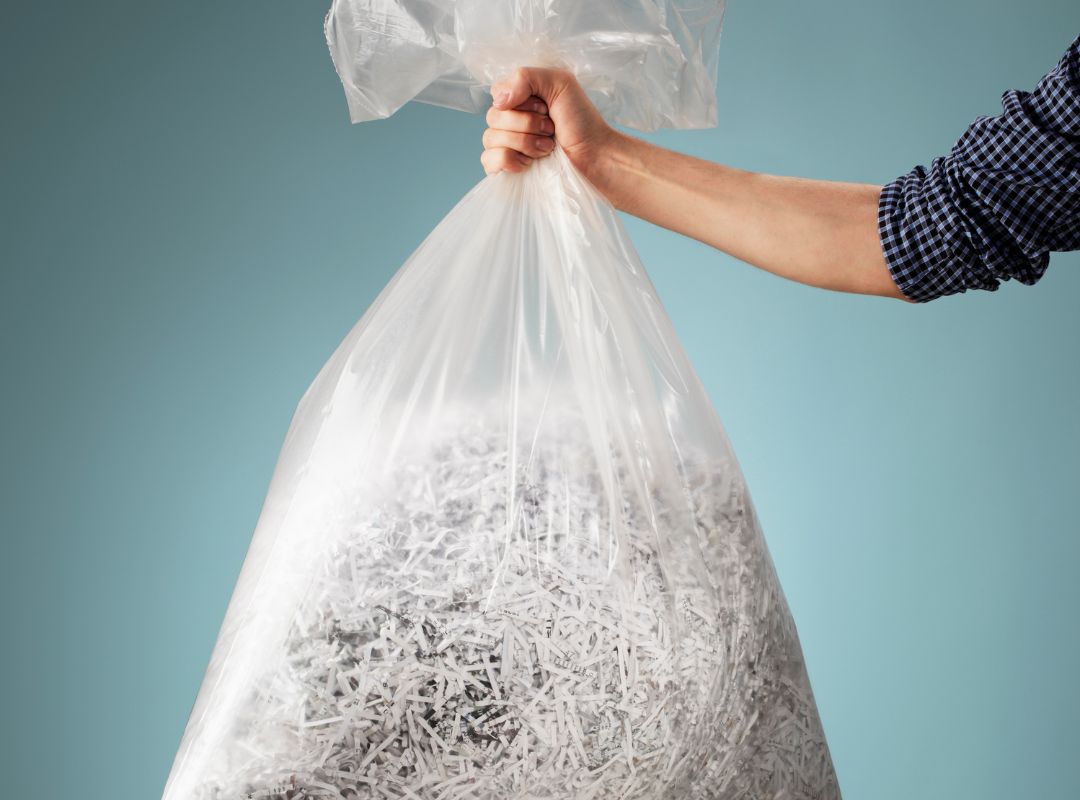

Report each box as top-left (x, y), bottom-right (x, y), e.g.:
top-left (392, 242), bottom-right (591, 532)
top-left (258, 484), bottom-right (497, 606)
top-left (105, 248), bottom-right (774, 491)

top-left (879, 34), bottom-right (1080, 302)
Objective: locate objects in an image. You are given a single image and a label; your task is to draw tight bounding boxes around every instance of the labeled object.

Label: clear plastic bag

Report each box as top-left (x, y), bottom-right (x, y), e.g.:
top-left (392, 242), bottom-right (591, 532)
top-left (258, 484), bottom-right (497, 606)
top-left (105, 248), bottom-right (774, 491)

top-left (325, 0), bottom-right (726, 130)
top-left (163, 2), bottom-right (841, 798)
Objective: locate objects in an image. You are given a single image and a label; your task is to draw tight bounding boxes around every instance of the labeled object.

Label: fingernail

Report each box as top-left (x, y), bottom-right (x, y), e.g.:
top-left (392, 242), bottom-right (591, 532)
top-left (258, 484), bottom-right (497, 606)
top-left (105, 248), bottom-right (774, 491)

top-left (536, 101), bottom-right (548, 115)
top-left (493, 89), bottom-right (509, 107)
top-left (540, 118), bottom-right (555, 134)
top-left (537, 136), bottom-right (554, 151)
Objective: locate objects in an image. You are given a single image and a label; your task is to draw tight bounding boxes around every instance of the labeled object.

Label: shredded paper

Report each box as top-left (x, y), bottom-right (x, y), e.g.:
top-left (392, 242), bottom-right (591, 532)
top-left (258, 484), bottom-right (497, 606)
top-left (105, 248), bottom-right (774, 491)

top-left (191, 422), bottom-right (837, 800)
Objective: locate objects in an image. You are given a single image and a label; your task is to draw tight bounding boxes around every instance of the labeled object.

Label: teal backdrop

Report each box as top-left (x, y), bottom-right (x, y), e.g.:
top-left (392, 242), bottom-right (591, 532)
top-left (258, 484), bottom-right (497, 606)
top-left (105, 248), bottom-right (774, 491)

top-left (2, 1), bottom-right (1078, 797)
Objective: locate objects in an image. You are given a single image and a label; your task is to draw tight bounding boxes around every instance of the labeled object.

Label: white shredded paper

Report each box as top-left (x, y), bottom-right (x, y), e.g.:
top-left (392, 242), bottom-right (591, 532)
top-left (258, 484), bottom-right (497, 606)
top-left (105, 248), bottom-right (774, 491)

top-left (193, 420), bottom-right (839, 800)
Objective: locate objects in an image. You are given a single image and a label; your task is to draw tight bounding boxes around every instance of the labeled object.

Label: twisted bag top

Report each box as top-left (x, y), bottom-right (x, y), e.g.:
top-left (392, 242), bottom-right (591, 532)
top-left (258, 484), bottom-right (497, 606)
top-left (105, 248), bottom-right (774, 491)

top-left (325, 0), bottom-right (726, 130)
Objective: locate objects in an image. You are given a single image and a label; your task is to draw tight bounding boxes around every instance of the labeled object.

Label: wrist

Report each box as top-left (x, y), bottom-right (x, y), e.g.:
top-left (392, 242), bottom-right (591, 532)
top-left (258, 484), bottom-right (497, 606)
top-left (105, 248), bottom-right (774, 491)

top-left (573, 129), bottom-right (633, 206)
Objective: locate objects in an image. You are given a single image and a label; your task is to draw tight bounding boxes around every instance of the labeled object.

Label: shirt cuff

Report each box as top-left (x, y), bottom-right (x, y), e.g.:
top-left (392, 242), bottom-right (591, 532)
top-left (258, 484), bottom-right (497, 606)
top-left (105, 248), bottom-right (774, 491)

top-left (876, 166), bottom-right (1000, 303)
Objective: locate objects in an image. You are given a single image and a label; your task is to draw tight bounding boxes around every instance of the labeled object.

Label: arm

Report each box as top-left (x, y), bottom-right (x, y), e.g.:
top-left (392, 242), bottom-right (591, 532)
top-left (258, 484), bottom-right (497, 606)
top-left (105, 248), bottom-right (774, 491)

top-left (485, 34), bottom-right (1080, 303)
top-left (483, 68), bottom-right (905, 301)
top-left (588, 134), bottom-right (903, 299)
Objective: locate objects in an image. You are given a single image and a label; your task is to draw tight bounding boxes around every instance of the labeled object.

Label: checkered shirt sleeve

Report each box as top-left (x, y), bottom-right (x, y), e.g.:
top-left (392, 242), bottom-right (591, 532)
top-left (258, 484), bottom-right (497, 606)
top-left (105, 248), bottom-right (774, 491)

top-left (878, 34), bottom-right (1080, 302)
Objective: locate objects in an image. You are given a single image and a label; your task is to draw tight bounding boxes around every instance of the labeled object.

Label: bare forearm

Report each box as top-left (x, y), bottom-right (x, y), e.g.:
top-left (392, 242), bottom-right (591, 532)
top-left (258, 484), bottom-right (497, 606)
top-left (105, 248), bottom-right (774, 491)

top-left (585, 132), bottom-right (906, 300)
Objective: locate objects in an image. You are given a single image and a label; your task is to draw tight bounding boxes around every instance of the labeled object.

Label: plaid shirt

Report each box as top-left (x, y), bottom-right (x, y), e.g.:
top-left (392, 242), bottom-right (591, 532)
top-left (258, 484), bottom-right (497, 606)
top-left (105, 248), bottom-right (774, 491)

top-left (879, 34), bottom-right (1080, 302)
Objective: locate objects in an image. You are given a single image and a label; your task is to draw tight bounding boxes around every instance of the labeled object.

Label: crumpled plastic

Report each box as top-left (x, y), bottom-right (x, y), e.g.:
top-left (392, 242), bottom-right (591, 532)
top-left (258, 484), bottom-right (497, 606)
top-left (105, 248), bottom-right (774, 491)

top-left (325, 0), bottom-right (726, 130)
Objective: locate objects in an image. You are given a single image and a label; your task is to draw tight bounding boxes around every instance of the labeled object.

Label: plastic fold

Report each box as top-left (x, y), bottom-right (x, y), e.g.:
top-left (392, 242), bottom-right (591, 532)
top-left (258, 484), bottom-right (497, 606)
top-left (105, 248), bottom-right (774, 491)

top-left (163, 2), bottom-right (842, 798)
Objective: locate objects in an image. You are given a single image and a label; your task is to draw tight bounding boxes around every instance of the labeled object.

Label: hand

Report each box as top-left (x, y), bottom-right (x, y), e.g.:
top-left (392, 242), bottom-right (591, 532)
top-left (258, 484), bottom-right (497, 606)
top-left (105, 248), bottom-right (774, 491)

top-left (481, 67), bottom-right (615, 179)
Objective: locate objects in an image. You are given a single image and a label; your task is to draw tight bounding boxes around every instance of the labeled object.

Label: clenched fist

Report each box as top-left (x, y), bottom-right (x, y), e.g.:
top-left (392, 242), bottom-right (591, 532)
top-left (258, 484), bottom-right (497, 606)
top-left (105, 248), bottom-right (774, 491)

top-left (481, 67), bottom-right (614, 180)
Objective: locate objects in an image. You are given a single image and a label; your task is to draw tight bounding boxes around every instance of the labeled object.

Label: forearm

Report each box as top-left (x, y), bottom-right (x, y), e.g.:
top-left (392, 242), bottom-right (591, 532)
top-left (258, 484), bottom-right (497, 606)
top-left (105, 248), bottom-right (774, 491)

top-left (585, 132), bottom-right (906, 300)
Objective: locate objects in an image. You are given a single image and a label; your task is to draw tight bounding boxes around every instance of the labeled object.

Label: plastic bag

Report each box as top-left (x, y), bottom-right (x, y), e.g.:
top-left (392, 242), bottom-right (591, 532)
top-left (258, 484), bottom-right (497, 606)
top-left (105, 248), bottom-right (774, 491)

top-left (325, 0), bottom-right (726, 130)
top-left (162, 2), bottom-right (841, 798)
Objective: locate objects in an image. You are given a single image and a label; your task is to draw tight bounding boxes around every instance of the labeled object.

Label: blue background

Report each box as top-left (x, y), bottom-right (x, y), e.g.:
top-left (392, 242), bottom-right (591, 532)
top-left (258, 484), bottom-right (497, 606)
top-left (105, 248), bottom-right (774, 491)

top-left (2, 1), bottom-right (1078, 797)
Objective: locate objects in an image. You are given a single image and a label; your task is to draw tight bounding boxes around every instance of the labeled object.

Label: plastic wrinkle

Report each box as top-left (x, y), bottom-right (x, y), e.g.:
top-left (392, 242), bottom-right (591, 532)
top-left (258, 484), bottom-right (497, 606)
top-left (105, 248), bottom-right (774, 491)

top-left (162, 144), bottom-right (842, 800)
top-left (325, 0), bottom-right (727, 131)
top-left (162, 4), bottom-right (842, 799)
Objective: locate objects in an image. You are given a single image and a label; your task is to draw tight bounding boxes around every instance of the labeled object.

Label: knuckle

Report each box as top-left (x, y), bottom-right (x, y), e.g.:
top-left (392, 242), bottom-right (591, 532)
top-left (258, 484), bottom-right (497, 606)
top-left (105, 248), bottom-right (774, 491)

top-left (526, 135), bottom-right (549, 154)
top-left (552, 68), bottom-right (577, 92)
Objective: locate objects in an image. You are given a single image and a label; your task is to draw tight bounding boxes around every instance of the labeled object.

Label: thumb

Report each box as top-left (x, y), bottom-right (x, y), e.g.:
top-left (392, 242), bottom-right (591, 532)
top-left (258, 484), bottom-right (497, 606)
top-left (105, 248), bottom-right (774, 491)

top-left (491, 67), bottom-right (573, 110)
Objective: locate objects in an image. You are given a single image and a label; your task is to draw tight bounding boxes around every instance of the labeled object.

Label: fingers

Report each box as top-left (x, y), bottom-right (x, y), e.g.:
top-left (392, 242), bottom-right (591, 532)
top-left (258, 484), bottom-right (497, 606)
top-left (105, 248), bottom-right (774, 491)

top-left (480, 94), bottom-right (554, 174)
top-left (485, 105), bottom-right (554, 136)
top-left (507, 96), bottom-right (548, 116)
top-left (481, 147), bottom-right (532, 176)
top-left (491, 67), bottom-right (573, 111)
top-left (482, 127), bottom-right (554, 159)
